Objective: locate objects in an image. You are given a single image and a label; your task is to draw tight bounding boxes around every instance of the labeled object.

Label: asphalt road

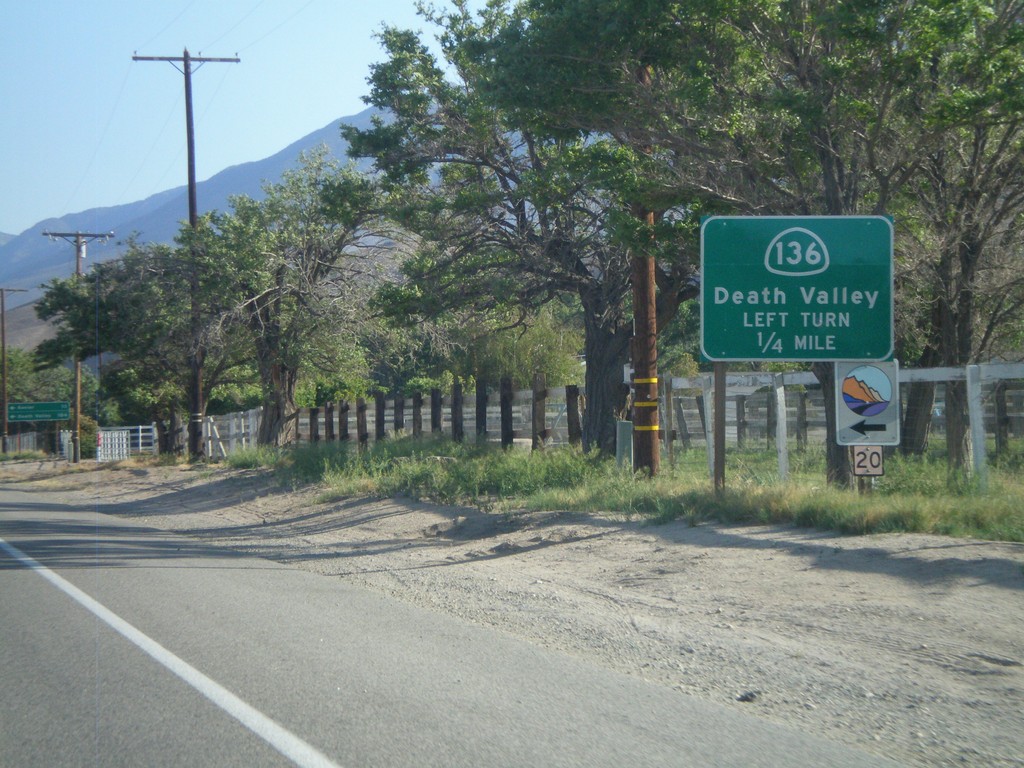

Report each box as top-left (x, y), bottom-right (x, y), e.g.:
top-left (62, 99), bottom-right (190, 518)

top-left (0, 484), bottom-right (900, 767)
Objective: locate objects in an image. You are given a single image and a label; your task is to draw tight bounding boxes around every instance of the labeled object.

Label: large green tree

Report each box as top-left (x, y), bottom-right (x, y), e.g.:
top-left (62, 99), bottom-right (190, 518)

top-left (345, 2), bottom-right (698, 453)
top-left (207, 150), bottom-right (390, 445)
top-left (897, 4), bottom-right (1024, 467)
top-left (481, 0), bottom-right (1024, 482)
top-left (36, 236), bottom-right (252, 453)
top-left (3, 347), bottom-right (105, 454)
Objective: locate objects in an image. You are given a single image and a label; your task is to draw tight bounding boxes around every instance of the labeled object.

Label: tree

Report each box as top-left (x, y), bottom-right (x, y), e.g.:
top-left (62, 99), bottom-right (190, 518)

top-left (344, 3), bottom-right (698, 454)
top-left (3, 348), bottom-right (104, 454)
top-left (207, 149), bottom-right (390, 446)
top-left (897, 4), bottom-right (1024, 469)
top-left (481, 0), bottom-right (1024, 483)
top-left (36, 235), bottom-right (253, 453)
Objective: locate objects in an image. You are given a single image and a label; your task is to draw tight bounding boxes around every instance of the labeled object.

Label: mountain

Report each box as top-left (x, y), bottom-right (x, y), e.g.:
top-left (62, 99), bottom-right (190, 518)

top-left (0, 107), bottom-right (379, 313)
top-left (842, 375), bottom-right (885, 406)
top-left (0, 233), bottom-right (14, 247)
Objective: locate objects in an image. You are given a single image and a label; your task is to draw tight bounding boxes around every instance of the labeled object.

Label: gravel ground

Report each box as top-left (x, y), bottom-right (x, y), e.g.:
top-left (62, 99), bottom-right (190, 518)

top-left (15, 460), bottom-right (1024, 767)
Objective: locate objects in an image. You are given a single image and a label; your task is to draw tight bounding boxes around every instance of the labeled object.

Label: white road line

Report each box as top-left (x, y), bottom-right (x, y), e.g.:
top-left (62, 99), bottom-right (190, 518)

top-left (0, 535), bottom-right (344, 768)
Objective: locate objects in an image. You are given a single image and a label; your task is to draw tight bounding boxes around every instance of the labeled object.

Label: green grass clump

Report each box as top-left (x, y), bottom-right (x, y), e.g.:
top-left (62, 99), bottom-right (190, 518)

top-left (0, 450), bottom-right (48, 462)
top-left (218, 437), bottom-right (1024, 543)
top-left (225, 445), bottom-right (288, 471)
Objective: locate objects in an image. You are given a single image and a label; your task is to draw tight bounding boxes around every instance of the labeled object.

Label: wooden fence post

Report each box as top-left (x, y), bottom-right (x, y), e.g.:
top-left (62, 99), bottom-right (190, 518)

top-left (532, 373), bottom-right (547, 450)
top-left (766, 390), bottom-right (776, 448)
top-left (735, 395), bottom-right (747, 449)
top-left (394, 393), bottom-right (405, 436)
top-left (995, 381), bottom-right (1009, 455)
top-left (663, 378), bottom-right (675, 466)
top-left (356, 398), bottom-right (368, 449)
top-left (452, 381), bottom-right (464, 443)
top-left (310, 407), bottom-right (320, 443)
top-left (796, 391), bottom-right (808, 452)
top-left (324, 402), bottom-right (335, 442)
top-left (500, 377), bottom-right (514, 448)
top-left (375, 392), bottom-right (386, 441)
top-left (412, 392), bottom-right (423, 438)
top-left (674, 399), bottom-right (691, 453)
top-left (431, 388), bottom-right (443, 433)
top-left (339, 401), bottom-right (350, 442)
top-left (476, 380), bottom-right (488, 442)
top-left (566, 384), bottom-right (582, 448)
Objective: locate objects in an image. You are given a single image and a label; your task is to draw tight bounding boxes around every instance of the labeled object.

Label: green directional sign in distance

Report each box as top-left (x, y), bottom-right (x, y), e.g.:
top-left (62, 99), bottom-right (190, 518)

top-left (7, 401), bottom-right (71, 422)
top-left (701, 216), bottom-right (893, 361)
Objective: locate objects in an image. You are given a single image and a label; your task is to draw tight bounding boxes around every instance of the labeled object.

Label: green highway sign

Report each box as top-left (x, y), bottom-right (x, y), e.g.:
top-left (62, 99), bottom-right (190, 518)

top-left (701, 216), bottom-right (893, 361)
top-left (7, 401), bottom-right (71, 422)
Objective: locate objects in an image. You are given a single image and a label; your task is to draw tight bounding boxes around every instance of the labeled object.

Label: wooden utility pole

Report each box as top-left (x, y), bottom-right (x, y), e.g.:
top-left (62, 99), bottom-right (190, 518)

top-left (630, 64), bottom-right (660, 477)
top-left (0, 287), bottom-right (28, 454)
top-left (41, 231), bottom-right (112, 462)
top-left (133, 48), bottom-right (239, 459)
top-left (630, 206), bottom-right (660, 477)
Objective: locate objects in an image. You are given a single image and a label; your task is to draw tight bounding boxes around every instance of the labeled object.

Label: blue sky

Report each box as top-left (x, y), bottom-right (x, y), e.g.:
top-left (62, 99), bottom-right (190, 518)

top-left (0, 0), bottom-right (479, 235)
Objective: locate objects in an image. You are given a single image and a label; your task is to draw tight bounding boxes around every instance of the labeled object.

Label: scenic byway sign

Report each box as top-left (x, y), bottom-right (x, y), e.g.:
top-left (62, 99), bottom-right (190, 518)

top-left (835, 360), bottom-right (901, 446)
top-left (701, 216), bottom-right (893, 361)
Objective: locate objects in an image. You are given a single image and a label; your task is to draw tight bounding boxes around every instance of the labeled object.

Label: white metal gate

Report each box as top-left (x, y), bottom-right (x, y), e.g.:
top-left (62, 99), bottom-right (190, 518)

top-left (97, 429), bottom-right (131, 462)
top-left (62, 425), bottom-right (159, 462)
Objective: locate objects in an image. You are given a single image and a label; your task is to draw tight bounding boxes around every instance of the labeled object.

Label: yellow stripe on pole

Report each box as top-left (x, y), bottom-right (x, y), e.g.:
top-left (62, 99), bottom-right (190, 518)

top-left (633, 425), bottom-right (661, 432)
top-left (633, 401), bottom-right (659, 407)
top-left (633, 377), bottom-right (658, 384)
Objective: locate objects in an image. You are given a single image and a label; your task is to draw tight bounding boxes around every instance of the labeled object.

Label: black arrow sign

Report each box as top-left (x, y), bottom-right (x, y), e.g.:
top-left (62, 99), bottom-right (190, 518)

top-left (851, 421), bottom-right (887, 436)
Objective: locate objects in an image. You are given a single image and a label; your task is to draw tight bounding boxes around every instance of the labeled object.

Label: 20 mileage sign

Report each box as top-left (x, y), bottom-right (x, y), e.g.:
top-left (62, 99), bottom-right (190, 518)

top-left (700, 216), bottom-right (894, 361)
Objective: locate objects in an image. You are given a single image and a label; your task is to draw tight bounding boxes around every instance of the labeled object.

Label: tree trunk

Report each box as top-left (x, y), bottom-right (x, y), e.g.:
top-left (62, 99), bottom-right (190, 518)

top-left (935, 230), bottom-right (979, 475)
top-left (158, 408), bottom-right (186, 455)
top-left (581, 308), bottom-right (632, 455)
top-left (257, 361), bottom-right (299, 446)
top-left (901, 379), bottom-right (936, 457)
top-left (945, 379), bottom-right (971, 473)
top-left (901, 342), bottom-right (941, 456)
top-left (812, 361), bottom-right (852, 488)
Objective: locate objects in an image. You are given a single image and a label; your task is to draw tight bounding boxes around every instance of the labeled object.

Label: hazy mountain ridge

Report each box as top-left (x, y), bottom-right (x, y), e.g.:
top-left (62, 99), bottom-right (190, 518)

top-left (0, 107), bottom-right (379, 308)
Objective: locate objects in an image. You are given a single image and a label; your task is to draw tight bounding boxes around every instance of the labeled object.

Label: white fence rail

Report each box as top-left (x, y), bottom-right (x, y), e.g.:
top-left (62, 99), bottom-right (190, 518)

top-left (669, 362), bottom-right (1024, 486)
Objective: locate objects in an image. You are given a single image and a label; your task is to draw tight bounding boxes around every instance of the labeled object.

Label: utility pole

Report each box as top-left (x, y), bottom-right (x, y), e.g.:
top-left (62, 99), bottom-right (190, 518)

top-left (629, 63), bottom-right (660, 478)
top-left (0, 287), bottom-right (28, 454)
top-left (41, 230), bottom-right (113, 463)
top-left (133, 49), bottom-right (239, 459)
top-left (630, 206), bottom-right (660, 477)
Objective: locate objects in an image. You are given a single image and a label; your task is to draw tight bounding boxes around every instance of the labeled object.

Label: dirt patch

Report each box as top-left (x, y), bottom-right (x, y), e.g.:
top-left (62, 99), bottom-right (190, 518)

top-left (19, 460), bottom-right (1024, 767)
